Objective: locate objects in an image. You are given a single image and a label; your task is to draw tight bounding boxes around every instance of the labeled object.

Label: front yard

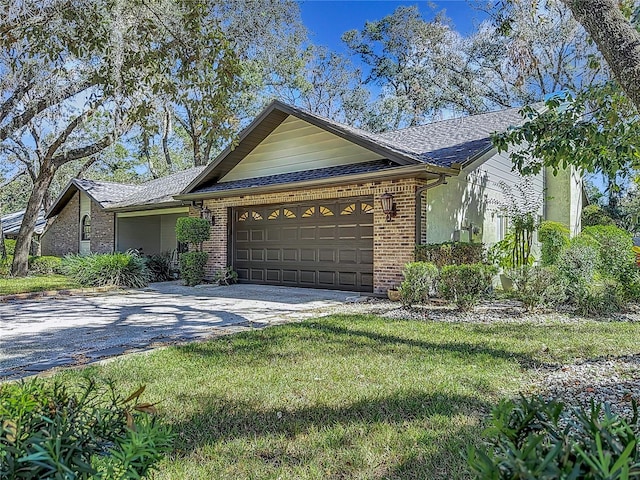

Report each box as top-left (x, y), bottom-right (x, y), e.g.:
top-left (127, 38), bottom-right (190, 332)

top-left (0, 274), bottom-right (80, 296)
top-left (56, 313), bottom-right (640, 479)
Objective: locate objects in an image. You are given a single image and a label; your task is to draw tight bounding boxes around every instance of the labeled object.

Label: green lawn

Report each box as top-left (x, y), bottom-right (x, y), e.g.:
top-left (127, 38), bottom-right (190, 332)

top-left (0, 274), bottom-right (80, 295)
top-left (58, 315), bottom-right (640, 479)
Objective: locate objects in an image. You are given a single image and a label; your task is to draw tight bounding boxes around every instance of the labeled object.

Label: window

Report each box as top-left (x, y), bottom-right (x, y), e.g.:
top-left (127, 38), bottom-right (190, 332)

top-left (341, 203), bottom-right (356, 215)
top-left (361, 203), bottom-right (374, 214)
top-left (319, 206), bottom-right (334, 216)
top-left (302, 207), bottom-right (315, 217)
top-left (81, 214), bottom-right (91, 241)
top-left (268, 209), bottom-right (280, 220)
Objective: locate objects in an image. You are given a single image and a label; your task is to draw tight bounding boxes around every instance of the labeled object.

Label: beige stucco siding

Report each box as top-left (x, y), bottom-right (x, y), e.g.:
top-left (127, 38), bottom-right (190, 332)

top-left (545, 166), bottom-right (582, 236)
top-left (423, 150), bottom-right (544, 246)
top-left (220, 116), bottom-right (384, 182)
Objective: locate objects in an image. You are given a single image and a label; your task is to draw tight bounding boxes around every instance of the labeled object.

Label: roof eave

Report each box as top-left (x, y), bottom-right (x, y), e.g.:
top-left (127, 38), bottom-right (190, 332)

top-left (175, 164), bottom-right (457, 201)
top-left (105, 200), bottom-right (189, 213)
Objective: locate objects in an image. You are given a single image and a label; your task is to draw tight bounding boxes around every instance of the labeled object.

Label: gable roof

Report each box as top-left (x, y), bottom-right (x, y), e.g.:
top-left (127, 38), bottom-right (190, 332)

top-left (47, 166), bottom-right (206, 218)
top-left (182, 100), bottom-right (526, 196)
top-left (1, 209), bottom-right (46, 236)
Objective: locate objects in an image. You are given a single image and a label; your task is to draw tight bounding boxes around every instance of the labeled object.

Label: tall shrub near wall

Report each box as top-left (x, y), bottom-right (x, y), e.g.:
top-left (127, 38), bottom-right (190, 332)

top-left (415, 242), bottom-right (485, 268)
top-left (538, 221), bottom-right (570, 266)
top-left (176, 217), bottom-right (211, 286)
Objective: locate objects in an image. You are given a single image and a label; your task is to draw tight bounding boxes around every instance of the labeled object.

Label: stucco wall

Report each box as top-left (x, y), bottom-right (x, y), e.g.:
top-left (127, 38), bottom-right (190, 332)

top-left (199, 177), bottom-right (423, 294)
top-left (545, 166), bottom-right (583, 236)
top-left (423, 150), bottom-right (545, 247)
top-left (41, 192), bottom-right (80, 256)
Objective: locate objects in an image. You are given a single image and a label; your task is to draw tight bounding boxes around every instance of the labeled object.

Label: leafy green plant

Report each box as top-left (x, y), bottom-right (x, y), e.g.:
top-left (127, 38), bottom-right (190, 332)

top-left (582, 225), bottom-right (635, 281)
top-left (582, 204), bottom-right (617, 227)
top-left (175, 217), bottom-right (211, 252)
top-left (0, 379), bottom-right (172, 479)
top-left (507, 265), bottom-right (567, 311)
top-left (557, 241), bottom-right (599, 291)
top-left (468, 395), bottom-right (640, 479)
top-left (145, 252), bottom-right (173, 282)
top-left (5, 238), bottom-right (16, 256)
top-left (28, 255), bottom-right (63, 275)
top-left (575, 279), bottom-right (625, 316)
top-left (488, 233), bottom-right (534, 269)
top-left (180, 251), bottom-right (209, 287)
top-left (438, 263), bottom-right (497, 311)
top-left (212, 266), bottom-right (238, 286)
top-left (62, 253), bottom-right (150, 288)
top-left (415, 242), bottom-right (485, 268)
top-left (398, 261), bottom-right (439, 307)
top-left (538, 221), bottom-right (570, 266)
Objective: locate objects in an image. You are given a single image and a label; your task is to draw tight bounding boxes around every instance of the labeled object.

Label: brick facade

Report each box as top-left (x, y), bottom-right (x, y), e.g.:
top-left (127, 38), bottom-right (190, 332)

top-left (90, 201), bottom-right (115, 253)
top-left (41, 192), bottom-right (80, 256)
top-left (197, 177), bottom-right (423, 295)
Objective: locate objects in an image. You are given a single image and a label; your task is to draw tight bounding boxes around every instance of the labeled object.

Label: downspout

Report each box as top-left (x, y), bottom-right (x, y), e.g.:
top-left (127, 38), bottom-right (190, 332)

top-left (415, 174), bottom-right (447, 245)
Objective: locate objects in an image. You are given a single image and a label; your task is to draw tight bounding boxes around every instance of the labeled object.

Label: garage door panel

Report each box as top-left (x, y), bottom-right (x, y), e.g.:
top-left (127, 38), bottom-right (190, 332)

top-left (232, 198), bottom-right (373, 292)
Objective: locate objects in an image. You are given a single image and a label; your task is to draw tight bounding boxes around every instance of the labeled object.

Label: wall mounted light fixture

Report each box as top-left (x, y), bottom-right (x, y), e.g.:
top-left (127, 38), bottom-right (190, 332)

top-left (201, 206), bottom-right (215, 226)
top-left (380, 192), bottom-right (397, 222)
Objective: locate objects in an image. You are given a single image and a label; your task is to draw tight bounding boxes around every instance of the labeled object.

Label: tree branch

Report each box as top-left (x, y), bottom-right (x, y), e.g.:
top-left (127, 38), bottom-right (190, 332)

top-left (45, 107), bottom-right (98, 160)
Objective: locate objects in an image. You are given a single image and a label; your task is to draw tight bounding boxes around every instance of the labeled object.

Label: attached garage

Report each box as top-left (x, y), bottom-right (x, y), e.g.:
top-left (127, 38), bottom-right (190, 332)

top-left (231, 198), bottom-right (374, 292)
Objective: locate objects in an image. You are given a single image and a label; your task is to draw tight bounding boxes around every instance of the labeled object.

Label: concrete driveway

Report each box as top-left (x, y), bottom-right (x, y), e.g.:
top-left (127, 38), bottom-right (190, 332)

top-left (0, 283), bottom-right (356, 379)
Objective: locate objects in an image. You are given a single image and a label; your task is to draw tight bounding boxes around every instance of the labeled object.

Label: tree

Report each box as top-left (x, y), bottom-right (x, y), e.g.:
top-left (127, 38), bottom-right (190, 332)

top-left (492, 84), bottom-right (640, 208)
top-left (561, 0), bottom-right (640, 112)
top-left (1, 0), bottom-right (243, 276)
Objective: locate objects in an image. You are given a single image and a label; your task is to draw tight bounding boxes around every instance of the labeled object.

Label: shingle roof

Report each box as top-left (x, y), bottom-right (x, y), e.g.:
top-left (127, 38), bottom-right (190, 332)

top-left (375, 107), bottom-right (525, 167)
top-left (1, 210), bottom-right (46, 236)
top-left (194, 160), bottom-right (399, 194)
top-left (72, 179), bottom-right (141, 208)
top-left (109, 166), bottom-right (206, 208)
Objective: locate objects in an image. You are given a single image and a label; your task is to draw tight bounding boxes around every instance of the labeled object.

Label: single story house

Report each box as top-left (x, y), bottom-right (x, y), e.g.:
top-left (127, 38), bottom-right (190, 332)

top-left (43, 100), bottom-right (582, 294)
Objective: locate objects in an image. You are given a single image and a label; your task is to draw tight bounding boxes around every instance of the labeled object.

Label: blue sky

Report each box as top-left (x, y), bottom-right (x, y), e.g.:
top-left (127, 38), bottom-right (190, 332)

top-left (299, 1), bottom-right (488, 53)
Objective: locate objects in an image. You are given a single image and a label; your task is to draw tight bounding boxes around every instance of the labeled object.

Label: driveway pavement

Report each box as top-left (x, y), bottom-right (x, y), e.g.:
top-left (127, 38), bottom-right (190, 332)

top-left (0, 283), bottom-right (356, 379)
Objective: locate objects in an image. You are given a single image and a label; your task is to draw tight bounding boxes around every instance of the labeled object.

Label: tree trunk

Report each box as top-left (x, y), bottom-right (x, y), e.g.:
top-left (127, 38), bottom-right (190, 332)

top-left (162, 108), bottom-right (172, 167)
top-left (11, 166), bottom-right (54, 276)
top-left (563, 0), bottom-right (640, 111)
top-left (0, 211), bottom-right (6, 260)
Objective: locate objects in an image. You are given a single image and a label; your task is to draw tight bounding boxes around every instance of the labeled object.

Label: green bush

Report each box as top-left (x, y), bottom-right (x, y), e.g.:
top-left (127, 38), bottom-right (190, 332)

top-left (212, 266), bottom-right (238, 286)
top-left (398, 261), bottom-right (439, 307)
top-left (582, 225), bottom-right (634, 281)
top-left (538, 221), bottom-right (570, 266)
top-left (468, 396), bottom-right (640, 479)
top-left (175, 217), bottom-right (211, 251)
top-left (415, 242), bottom-right (485, 268)
top-left (62, 253), bottom-right (150, 288)
top-left (439, 263), bottom-right (497, 311)
top-left (4, 238), bottom-right (16, 256)
top-left (180, 251), bottom-right (209, 286)
top-left (145, 252), bottom-right (173, 282)
top-left (0, 255), bottom-right (11, 277)
top-left (507, 265), bottom-right (567, 311)
top-left (557, 241), bottom-right (599, 290)
top-left (582, 204), bottom-right (616, 227)
top-left (575, 278), bottom-right (625, 316)
top-left (28, 255), bottom-right (63, 275)
top-left (0, 379), bottom-right (172, 479)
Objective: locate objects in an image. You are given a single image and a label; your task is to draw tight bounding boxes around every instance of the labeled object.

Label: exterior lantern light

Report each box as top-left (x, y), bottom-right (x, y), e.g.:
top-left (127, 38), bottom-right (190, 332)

top-left (380, 192), bottom-right (396, 222)
top-left (201, 206), bottom-right (215, 226)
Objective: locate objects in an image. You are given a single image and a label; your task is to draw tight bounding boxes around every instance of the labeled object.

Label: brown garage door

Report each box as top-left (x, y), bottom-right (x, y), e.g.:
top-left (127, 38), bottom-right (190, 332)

top-left (232, 198), bottom-right (374, 292)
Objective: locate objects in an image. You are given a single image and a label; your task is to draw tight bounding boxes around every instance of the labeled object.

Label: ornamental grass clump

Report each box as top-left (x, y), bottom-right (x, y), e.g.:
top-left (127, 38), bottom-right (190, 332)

top-left (0, 379), bottom-right (172, 479)
top-left (439, 263), bottom-right (497, 311)
top-left (62, 252), bottom-right (150, 288)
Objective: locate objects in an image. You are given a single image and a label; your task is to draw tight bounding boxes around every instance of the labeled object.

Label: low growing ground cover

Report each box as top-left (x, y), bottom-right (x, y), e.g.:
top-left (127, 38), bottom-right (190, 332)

top-left (56, 314), bottom-right (640, 479)
top-left (0, 274), bottom-right (80, 295)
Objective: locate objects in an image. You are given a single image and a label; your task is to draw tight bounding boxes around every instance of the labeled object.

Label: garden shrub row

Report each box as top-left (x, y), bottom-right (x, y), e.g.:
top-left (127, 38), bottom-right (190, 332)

top-left (415, 242), bottom-right (485, 268)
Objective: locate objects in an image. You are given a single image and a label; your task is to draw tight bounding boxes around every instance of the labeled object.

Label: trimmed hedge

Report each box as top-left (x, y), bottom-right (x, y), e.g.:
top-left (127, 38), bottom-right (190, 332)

top-left (398, 261), bottom-right (438, 307)
top-left (439, 263), bottom-right (497, 311)
top-left (180, 251), bottom-right (209, 286)
top-left (28, 255), bottom-right (63, 275)
top-left (415, 242), bottom-right (485, 268)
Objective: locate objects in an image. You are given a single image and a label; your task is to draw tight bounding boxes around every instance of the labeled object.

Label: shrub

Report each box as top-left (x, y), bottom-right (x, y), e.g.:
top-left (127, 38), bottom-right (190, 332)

top-left (28, 255), bottom-right (63, 275)
top-left (0, 255), bottom-right (11, 277)
top-left (557, 241), bottom-right (599, 290)
top-left (4, 238), bottom-right (16, 256)
top-left (507, 265), bottom-right (567, 311)
top-left (468, 396), bottom-right (640, 479)
top-left (212, 266), bottom-right (238, 286)
top-left (0, 379), bottom-right (172, 479)
top-left (582, 204), bottom-right (616, 227)
top-left (62, 253), bottom-right (150, 288)
top-left (180, 251), bottom-right (209, 286)
top-left (145, 252), bottom-right (173, 282)
top-left (538, 221), bottom-right (570, 266)
top-left (415, 242), bottom-right (484, 268)
top-left (175, 217), bottom-right (210, 251)
top-left (582, 225), bottom-right (634, 280)
top-left (575, 278), bottom-right (625, 316)
top-left (439, 263), bottom-right (497, 311)
top-left (398, 261), bottom-right (439, 307)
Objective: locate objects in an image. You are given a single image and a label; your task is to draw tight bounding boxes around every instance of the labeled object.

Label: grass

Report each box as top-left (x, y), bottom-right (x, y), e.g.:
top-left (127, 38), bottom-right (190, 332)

top-left (0, 274), bottom-right (80, 295)
top-left (56, 314), bottom-right (640, 479)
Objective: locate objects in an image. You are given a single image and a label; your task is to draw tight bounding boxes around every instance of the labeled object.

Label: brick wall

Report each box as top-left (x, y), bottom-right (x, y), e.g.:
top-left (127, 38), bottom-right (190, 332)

top-left (41, 192), bottom-right (80, 256)
top-left (90, 201), bottom-right (115, 253)
top-left (197, 177), bottom-right (423, 294)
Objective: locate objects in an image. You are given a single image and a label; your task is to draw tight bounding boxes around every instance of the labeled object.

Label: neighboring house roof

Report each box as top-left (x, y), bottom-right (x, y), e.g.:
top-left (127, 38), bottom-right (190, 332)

top-left (182, 100), bottom-right (526, 196)
top-left (1, 209), bottom-right (46, 236)
top-left (47, 166), bottom-right (206, 218)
